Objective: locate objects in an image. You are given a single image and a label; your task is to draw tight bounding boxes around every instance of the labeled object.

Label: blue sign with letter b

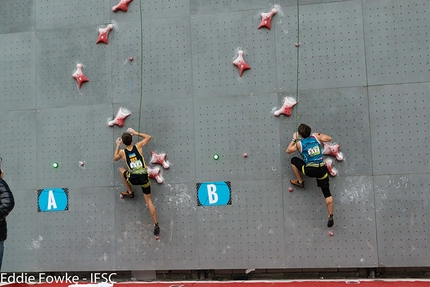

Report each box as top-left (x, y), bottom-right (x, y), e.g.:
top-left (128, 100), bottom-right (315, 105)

top-left (197, 181), bottom-right (231, 206)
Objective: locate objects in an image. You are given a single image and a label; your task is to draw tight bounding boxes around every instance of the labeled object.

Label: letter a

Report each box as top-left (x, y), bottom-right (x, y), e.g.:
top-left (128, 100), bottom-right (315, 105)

top-left (47, 190), bottom-right (57, 210)
top-left (207, 184), bottom-right (218, 204)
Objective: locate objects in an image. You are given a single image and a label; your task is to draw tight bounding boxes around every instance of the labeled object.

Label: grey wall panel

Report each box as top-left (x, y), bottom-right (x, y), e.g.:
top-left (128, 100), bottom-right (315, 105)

top-left (37, 105), bottom-right (114, 189)
top-left (369, 83), bottom-right (430, 175)
top-left (114, 182), bottom-right (198, 270)
top-left (284, 176), bottom-right (377, 268)
top-left (142, 99), bottom-right (196, 184)
top-left (142, 0), bottom-right (190, 19)
top-left (297, 0), bottom-right (367, 91)
top-left (3, 189), bottom-right (39, 272)
top-left (0, 0), bottom-right (35, 34)
top-left (296, 0), bottom-right (347, 4)
top-left (0, 32), bottom-right (36, 112)
top-left (110, 22), bottom-right (142, 105)
top-left (35, 27), bottom-right (113, 109)
top-left (197, 180), bottom-right (286, 269)
top-left (36, 0), bottom-right (111, 30)
top-left (375, 174), bottom-right (430, 267)
top-left (113, 188), bottom-right (156, 271)
top-left (190, 0), bottom-right (271, 15)
top-left (275, 5), bottom-right (300, 94)
top-left (363, 0), bottom-right (430, 86)
top-left (1, 110), bottom-right (38, 190)
top-left (151, 182), bottom-right (199, 269)
top-left (190, 10), bottom-right (278, 98)
top-left (194, 93), bottom-right (281, 182)
top-left (37, 187), bottom-right (115, 271)
top-left (141, 17), bottom-right (193, 101)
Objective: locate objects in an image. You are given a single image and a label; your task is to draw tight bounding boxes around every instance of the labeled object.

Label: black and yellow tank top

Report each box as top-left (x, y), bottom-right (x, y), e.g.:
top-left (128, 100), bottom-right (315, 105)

top-left (124, 145), bottom-right (147, 174)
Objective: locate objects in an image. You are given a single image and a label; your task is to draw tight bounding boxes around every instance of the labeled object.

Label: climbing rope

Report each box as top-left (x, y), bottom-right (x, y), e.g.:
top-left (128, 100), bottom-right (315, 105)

top-left (138, 0), bottom-right (144, 133)
top-left (294, 0), bottom-right (300, 132)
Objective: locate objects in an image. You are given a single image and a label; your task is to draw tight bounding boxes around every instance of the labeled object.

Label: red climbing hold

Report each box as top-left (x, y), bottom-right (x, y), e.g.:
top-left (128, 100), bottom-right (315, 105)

top-left (232, 50), bottom-right (251, 77)
top-left (324, 158), bottom-right (338, 177)
top-left (274, 96), bottom-right (297, 117)
top-left (147, 166), bottom-right (164, 184)
top-left (96, 24), bottom-right (114, 45)
top-left (108, 107), bottom-right (131, 127)
top-left (258, 8), bottom-right (277, 30)
top-left (322, 142), bottom-right (344, 161)
top-left (150, 151), bottom-right (170, 169)
top-left (112, 0), bottom-right (133, 12)
top-left (72, 64), bottom-right (89, 89)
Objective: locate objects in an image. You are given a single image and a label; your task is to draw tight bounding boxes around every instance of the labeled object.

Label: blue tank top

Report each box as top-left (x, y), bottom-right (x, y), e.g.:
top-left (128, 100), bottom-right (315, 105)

top-left (300, 135), bottom-right (323, 164)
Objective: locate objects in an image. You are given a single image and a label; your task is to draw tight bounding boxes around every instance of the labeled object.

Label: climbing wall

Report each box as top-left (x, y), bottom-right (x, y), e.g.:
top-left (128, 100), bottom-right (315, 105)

top-left (0, 0), bottom-right (429, 272)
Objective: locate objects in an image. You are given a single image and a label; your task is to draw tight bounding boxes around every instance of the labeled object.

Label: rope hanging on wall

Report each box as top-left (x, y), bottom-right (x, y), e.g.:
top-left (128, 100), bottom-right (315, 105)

top-left (294, 0), bottom-right (301, 132)
top-left (138, 0), bottom-right (144, 133)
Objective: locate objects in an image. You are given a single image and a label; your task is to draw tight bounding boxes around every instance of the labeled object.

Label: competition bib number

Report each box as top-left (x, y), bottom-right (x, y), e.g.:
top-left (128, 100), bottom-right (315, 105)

top-left (130, 160), bottom-right (143, 169)
top-left (307, 145), bottom-right (321, 157)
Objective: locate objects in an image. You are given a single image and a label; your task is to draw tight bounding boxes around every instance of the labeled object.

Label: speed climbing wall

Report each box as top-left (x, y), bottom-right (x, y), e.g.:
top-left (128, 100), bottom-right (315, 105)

top-left (0, 0), bottom-right (429, 272)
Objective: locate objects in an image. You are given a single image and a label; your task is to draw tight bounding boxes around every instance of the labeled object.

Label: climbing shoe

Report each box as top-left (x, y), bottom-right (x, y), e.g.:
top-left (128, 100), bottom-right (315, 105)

top-left (327, 214), bottom-right (334, 227)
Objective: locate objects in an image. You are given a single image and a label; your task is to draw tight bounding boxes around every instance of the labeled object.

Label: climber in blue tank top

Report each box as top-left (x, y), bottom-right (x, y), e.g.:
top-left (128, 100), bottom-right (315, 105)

top-left (286, 124), bottom-right (335, 228)
top-left (300, 135), bottom-right (324, 165)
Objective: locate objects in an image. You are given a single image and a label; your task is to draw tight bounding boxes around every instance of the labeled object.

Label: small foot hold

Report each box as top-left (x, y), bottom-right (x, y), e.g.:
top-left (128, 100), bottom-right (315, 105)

top-left (120, 191), bottom-right (134, 199)
top-left (290, 179), bottom-right (304, 188)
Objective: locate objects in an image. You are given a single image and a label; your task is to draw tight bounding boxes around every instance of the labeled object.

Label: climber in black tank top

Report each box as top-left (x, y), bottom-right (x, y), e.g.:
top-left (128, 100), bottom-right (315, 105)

top-left (123, 145), bottom-right (149, 187)
top-left (114, 128), bottom-right (160, 237)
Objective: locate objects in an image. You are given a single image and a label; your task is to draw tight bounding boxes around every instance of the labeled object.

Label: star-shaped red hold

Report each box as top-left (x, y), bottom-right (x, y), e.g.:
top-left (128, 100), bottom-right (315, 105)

top-left (258, 8), bottom-right (277, 30)
top-left (72, 64), bottom-right (89, 89)
top-left (322, 142), bottom-right (344, 161)
top-left (96, 24), bottom-right (114, 45)
top-left (112, 0), bottom-right (133, 12)
top-left (274, 96), bottom-right (297, 116)
top-left (150, 151), bottom-right (170, 169)
top-left (147, 166), bottom-right (164, 184)
top-left (232, 50), bottom-right (251, 77)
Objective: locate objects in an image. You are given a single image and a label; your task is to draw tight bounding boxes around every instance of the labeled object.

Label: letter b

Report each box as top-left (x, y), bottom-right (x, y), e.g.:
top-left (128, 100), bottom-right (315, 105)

top-left (207, 184), bottom-right (218, 204)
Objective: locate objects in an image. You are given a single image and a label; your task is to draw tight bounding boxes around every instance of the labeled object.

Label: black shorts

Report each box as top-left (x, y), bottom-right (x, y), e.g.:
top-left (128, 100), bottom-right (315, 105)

top-left (291, 157), bottom-right (331, 197)
top-left (123, 171), bottom-right (151, 194)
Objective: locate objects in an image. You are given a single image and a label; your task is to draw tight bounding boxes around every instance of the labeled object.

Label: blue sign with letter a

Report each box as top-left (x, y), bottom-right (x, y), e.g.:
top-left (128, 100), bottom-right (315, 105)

top-left (38, 188), bottom-right (69, 212)
top-left (197, 181), bottom-right (231, 206)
